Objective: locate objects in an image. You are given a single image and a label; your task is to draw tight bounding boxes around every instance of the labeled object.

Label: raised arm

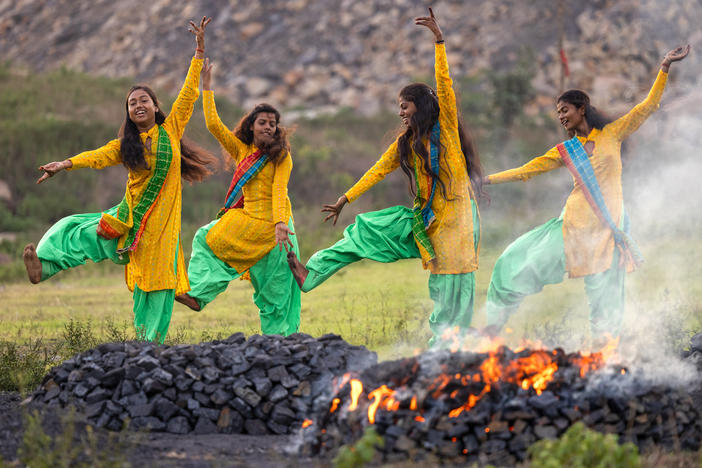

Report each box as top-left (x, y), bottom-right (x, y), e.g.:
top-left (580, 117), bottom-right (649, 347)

top-left (416, 8), bottom-right (458, 132)
top-left (607, 45), bottom-right (689, 141)
top-left (486, 146), bottom-right (563, 185)
top-left (202, 60), bottom-right (243, 162)
top-left (163, 16), bottom-right (211, 139)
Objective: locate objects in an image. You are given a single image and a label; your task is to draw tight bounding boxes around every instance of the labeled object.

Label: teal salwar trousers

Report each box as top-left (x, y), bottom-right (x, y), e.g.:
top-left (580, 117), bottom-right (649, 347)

top-left (35, 208), bottom-right (176, 343)
top-left (187, 218), bottom-right (301, 336)
top-left (303, 203), bottom-right (480, 344)
top-left (485, 215), bottom-right (625, 338)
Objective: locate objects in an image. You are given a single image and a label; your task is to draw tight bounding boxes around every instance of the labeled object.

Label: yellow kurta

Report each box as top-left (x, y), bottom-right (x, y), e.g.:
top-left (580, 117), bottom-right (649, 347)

top-left (488, 70), bottom-right (668, 277)
top-left (344, 43), bottom-right (480, 275)
top-left (202, 90), bottom-right (294, 272)
top-left (68, 57), bottom-right (204, 294)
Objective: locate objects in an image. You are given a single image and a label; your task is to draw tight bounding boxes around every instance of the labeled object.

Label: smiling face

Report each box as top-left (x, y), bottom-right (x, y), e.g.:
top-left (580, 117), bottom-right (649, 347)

top-left (398, 97), bottom-right (417, 127)
top-left (556, 100), bottom-right (585, 133)
top-left (127, 88), bottom-right (158, 131)
top-left (250, 112), bottom-right (278, 147)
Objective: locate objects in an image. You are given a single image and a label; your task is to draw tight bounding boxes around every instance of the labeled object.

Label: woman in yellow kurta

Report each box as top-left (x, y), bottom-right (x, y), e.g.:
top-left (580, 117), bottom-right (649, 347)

top-left (174, 59), bottom-right (301, 336)
top-left (287, 9), bottom-right (486, 344)
top-left (22, 17), bottom-right (216, 343)
top-left (484, 45), bottom-right (690, 339)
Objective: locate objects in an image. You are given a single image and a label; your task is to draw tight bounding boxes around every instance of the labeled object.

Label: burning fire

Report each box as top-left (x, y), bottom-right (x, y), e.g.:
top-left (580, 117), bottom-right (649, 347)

top-left (326, 336), bottom-right (620, 425)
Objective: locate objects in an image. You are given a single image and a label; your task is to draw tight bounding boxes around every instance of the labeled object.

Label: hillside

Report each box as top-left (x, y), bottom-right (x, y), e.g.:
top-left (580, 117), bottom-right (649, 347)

top-left (1, 0), bottom-right (700, 115)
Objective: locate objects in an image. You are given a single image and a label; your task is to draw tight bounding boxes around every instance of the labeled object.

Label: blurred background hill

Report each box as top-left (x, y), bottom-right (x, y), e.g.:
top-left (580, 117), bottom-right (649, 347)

top-left (0, 0), bottom-right (701, 281)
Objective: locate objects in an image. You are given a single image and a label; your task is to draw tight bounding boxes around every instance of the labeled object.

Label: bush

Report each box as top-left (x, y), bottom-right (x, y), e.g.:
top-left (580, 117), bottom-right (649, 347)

top-left (528, 422), bottom-right (640, 468)
top-left (333, 427), bottom-right (384, 468)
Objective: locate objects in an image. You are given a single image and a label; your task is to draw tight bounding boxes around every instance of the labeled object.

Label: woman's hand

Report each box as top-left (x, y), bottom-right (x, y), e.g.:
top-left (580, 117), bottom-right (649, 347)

top-left (189, 16), bottom-right (212, 58)
top-left (415, 7), bottom-right (443, 42)
top-left (275, 222), bottom-right (295, 252)
top-left (202, 58), bottom-right (213, 90)
top-left (37, 159), bottom-right (72, 184)
top-left (661, 44), bottom-right (690, 72)
top-left (322, 195), bottom-right (348, 225)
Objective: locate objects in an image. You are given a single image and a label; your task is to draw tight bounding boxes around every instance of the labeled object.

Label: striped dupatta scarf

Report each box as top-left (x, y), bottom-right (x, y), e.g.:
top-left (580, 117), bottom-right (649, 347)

top-left (411, 121), bottom-right (441, 260)
top-left (98, 126), bottom-right (173, 261)
top-left (216, 150), bottom-right (269, 219)
top-left (556, 136), bottom-right (643, 270)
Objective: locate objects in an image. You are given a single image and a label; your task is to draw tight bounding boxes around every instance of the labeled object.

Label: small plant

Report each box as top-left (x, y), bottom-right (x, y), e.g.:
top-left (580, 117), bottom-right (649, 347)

top-left (0, 339), bottom-right (60, 393)
top-left (528, 422), bottom-right (640, 468)
top-left (333, 427), bottom-right (384, 468)
top-left (14, 408), bottom-right (128, 467)
top-left (62, 319), bottom-right (98, 356)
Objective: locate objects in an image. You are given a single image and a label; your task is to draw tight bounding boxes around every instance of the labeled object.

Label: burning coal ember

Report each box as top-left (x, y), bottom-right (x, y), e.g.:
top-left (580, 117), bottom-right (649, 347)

top-left (30, 333), bottom-right (376, 435)
top-left (297, 340), bottom-right (702, 466)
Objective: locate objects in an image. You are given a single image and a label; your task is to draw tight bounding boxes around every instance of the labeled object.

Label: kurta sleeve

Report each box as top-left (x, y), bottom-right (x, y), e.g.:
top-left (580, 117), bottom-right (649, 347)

top-left (68, 139), bottom-right (123, 169)
top-left (488, 146), bottom-right (563, 184)
top-left (202, 89), bottom-right (244, 163)
top-left (606, 70), bottom-right (668, 141)
top-left (435, 42), bottom-right (459, 133)
top-left (344, 140), bottom-right (401, 203)
top-left (163, 57), bottom-right (203, 140)
top-left (272, 152), bottom-right (292, 225)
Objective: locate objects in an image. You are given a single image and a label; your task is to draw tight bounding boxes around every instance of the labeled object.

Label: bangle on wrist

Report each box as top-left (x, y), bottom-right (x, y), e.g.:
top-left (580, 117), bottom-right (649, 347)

top-left (195, 47), bottom-right (204, 53)
top-left (436, 39), bottom-right (445, 44)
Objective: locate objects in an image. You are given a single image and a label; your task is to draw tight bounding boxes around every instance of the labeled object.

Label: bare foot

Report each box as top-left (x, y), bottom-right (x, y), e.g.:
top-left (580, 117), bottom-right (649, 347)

top-left (287, 251), bottom-right (308, 290)
top-left (175, 293), bottom-right (201, 311)
top-left (23, 243), bottom-right (42, 284)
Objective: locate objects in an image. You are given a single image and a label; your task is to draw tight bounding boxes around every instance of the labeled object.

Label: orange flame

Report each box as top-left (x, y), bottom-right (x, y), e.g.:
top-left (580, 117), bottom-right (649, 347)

top-left (349, 379), bottom-right (363, 411)
top-left (410, 396), bottom-right (417, 411)
top-left (368, 385), bottom-right (395, 424)
top-left (329, 398), bottom-right (340, 413)
top-left (302, 419), bottom-right (313, 428)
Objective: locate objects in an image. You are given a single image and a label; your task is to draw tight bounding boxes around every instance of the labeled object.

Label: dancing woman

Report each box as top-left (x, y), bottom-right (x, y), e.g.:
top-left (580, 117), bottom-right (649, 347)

top-left (175, 59), bottom-right (301, 336)
top-left (287, 8), bottom-right (486, 344)
top-left (22, 17), bottom-right (216, 343)
top-left (484, 45), bottom-right (690, 339)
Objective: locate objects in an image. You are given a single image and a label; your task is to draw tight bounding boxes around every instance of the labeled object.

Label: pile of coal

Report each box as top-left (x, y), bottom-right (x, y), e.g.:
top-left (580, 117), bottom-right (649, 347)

top-left (31, 333), bottom-right (376, 435)
top-left (299, 340), bottom-right (702, 466)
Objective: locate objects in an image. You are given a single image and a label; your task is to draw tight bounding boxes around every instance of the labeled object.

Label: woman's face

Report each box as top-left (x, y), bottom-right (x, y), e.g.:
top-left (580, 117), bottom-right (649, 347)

top-left (127, 89), bottom-right (158, 130)
top-left (556, 100), bottom-right (585, 132)
top-left (250, 112), bottom-right (277, 147)
top-left (398, 97), bottom-right (417, 127)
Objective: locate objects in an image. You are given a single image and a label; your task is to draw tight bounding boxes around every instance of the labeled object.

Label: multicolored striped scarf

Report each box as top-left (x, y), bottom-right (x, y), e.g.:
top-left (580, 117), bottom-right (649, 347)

top-left (216, 150), bottom-right (269, 219)
top-left (98, 126), bottom-right (173, 260)
top-left (556, 136), bottom-right (643, 270)
top-left (411, 121), bottom-right (441, 260)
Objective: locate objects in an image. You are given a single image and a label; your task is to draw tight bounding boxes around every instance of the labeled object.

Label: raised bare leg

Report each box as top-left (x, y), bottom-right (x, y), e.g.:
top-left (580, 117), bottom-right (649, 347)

top-left (175, 293), bottom-right (201, 311)
top-left (23, 243), bottom-right (42, 284)
top-left (287, 251), bottom-right (308, 290)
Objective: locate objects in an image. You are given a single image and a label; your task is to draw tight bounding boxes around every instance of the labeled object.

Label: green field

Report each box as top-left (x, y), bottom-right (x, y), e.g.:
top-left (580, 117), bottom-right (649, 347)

top-left (2, 239), bottom-right (700, 362)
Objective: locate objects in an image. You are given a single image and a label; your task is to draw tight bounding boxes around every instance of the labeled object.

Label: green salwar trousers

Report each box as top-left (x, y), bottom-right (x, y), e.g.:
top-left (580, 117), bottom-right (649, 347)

top-left (35, 209), bottom-right (176, 343)
top-left (303, 203), bottom-right (480, 344)
top-left (485, 215), bottom-right (625, 338)
top-left (187, 218), bottom-right (301, 336)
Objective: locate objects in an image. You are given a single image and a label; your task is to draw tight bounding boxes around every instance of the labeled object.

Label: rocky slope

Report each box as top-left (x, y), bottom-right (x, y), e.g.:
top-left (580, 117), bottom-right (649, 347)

top-left (1, 0), bottom-right (700, 116)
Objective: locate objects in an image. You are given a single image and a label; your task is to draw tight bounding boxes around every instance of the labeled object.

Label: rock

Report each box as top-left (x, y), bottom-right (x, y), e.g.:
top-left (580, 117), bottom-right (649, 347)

top-left (166, 416), bottom-right (191, 434)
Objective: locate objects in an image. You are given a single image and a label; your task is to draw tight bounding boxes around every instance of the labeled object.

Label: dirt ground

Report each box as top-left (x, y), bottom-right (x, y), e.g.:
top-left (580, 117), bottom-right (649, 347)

top-left (0, 392), bottom-right (328, 467)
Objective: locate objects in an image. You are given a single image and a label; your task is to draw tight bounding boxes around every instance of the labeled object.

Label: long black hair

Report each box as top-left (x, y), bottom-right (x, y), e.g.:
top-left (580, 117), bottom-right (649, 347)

top-left (557, 89), bottom-right (613, 136)
top-left (120, 85), bottom-right (217, 182)
top-left (397, 83), bottom-right (486, 201)
top-left (233, 103), bottom-right (290, 164)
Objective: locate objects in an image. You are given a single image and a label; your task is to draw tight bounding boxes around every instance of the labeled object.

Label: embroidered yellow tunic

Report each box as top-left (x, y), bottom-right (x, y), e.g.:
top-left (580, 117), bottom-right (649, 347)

top-left (344, 43), bottom-right (480, 275)
top-left (67, 57), bottom-right (204, 294)
top-left (488, 70), bottom-right (668, 278)
top-left (202, 90), bottom-right (293, 272)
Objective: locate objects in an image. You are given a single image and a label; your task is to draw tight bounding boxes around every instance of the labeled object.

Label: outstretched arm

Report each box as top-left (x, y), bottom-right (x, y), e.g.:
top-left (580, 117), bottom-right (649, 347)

top-left (36, 139), bottom-right (123, 184)
top-left (164, 16), bottom-right (211, 139)
top-left (487, 146), bottom-right (563, 185)
top-left (608, 44), bottom-right (690, 141)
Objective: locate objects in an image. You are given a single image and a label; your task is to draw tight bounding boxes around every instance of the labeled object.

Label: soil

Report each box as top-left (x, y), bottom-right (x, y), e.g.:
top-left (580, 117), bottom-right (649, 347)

top-left (0, 392), bottom-right (329, 467)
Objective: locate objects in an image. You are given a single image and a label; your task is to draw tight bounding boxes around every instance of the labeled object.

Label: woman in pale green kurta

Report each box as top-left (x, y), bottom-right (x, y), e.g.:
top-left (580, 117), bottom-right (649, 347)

top-left (484, 45), bottom-right (690, 339)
